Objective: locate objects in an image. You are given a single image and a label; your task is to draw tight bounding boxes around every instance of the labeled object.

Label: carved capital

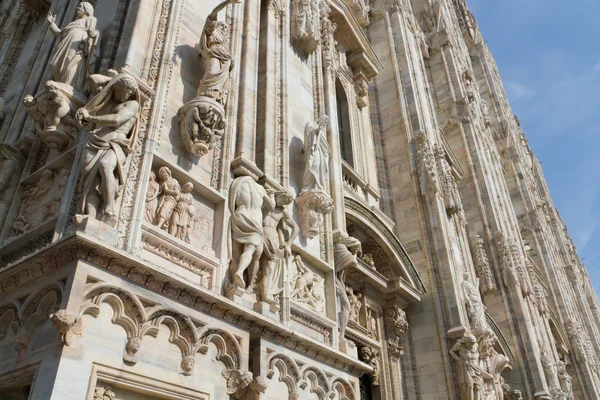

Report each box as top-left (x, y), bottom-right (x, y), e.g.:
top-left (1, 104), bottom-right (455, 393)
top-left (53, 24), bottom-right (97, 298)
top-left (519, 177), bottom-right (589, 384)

top-left (179, 97), bottom-right (225, 158)
top-left (294, 190), bottom-right (333, 239)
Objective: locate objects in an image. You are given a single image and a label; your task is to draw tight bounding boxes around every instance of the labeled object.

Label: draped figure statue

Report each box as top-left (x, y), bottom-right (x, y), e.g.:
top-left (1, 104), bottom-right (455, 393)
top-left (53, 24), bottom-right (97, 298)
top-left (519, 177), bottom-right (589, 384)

top-left (334, 235), bottom-right (361, 344)
top-left (301, 115), bottom-right (330, 192)
top-left (47, 2), bottom-right (100, 91)
top-left (76, 73), bottom-right (140, 225)
top-left (199, 0), bottom-right (240, 104)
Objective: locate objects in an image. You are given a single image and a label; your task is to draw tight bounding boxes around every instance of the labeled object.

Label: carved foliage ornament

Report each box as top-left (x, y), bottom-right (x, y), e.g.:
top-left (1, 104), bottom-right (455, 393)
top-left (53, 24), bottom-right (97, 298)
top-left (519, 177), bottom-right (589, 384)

top-left (470, 235), bottom-right (496, 293)
top-left (414, 131), bottom-right (439, 195)
top-left (384, 304), bottom-right (408, 358)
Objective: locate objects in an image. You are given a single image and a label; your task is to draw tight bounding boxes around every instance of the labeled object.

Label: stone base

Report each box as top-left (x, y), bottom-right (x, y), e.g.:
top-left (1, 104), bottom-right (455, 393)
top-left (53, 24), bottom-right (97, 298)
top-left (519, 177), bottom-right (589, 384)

top-left (339, 340), bottom-right (358, 358)
top-left (254, 301), bottom-right (280, 320)
top-left (73, 215), bottom-right (117, 244)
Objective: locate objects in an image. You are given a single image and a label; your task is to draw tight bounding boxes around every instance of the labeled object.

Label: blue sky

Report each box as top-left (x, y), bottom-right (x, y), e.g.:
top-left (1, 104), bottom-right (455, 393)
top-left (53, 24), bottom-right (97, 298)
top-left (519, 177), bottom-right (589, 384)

top-left (467, 0), bottom-right (600, 292)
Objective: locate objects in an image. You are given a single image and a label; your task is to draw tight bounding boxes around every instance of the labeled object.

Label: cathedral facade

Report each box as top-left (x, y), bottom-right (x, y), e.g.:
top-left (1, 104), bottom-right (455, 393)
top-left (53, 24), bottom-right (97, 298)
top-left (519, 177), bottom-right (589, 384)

top-left (0, 0), bottom-right (598, 399)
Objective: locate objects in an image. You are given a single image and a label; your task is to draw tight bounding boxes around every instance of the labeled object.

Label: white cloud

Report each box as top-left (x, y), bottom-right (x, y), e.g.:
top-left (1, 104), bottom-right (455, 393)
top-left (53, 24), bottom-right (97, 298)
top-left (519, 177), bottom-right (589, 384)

top-left (504, 80), bottom-right (535, 101)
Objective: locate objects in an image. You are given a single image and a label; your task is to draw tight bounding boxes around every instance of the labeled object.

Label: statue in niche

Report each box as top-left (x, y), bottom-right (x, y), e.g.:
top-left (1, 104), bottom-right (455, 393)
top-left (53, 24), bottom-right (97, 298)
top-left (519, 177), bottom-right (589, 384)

top-left (450, 333), bottom-right (491, 400)
top-left (75, 72), bottom-right (140, 226)
top-left (462, 273), bottom-right (488, 332)
top-left (258, 190), bottom-right (298, 306)
top-left (155, 166), bottom-right (180, 230)
top-left (334, 235), bottom-right (362, 345)
top-left (557, 361), bottom-right (573, 400)
top-left (47, 2), bottom-right (99, 91)
top-left (144, 171), bottom-right (160, 224)
top-left (227, 176), bottom-right (270, 294)
top-left (295, 115), bottom-right (333, 239)
top-left (178, 0), bottom-right (241, 158)
top-left (169, 181), bottom-right (195, 243)
top-left (367, 309), bottom-right (378, 339)
top-left (347, 287), bottom-right (362, 323)
top-left (290, 255), bottom-right (324, 312)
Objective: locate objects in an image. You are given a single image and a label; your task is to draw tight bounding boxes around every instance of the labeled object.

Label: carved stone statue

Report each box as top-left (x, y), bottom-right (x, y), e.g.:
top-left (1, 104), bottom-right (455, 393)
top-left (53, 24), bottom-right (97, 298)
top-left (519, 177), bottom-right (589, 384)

top-left (291, 0), bottom-right (319, 55)
top-left (49, 309), bottom-right (82, 346)
top-left (540, 347), bottom-right (562, 395)
top-left (557, 361), bottom-right (573, 400)
top-left (290, 255), bottom-right (324, 312)
top-left (41, 168), bottom-right (69, 220)
top-left (24, 80), bottom-right (86, 150)
top-left (463, 273), bottom-right (487, 332)
top-left (347, 286), bottom-right (362, 323)
top-left (227, 176), bottom-right (270, 294)
top-left (259, 190), bottom-right (298, 306)
top-left (295, 115), bottom-right (333, 239)
top-left (0, 145), bottom-right (25, 229)
top-left (479, 333), bottom-right (511, 400)
top-left (47, 2), bottom-right (99, 91)
top-left (155, 166), bottom-right (180, 230)
top-left (302, 115), bottom-right (330, 191)
top-left (367, 309), bottom-right (378, 339)
top-left (169, 182), bottom-right (195, 243)
top-left (334, 235), bottom-right (361, 345)
top-left (75, 72), bottom-right (140, 227)
top-left (144, 171), bottom-right (160, 224)
top-left (450, 333), bottom-right (491, 400)
top-left (222, 370), bottom-right (268, 400)
top-left (178, 0), bottom-right (240, 158)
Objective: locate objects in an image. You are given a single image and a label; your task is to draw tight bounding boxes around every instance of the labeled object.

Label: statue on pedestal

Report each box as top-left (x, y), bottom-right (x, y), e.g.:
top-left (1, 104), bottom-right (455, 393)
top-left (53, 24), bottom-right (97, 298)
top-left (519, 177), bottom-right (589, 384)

top-left (450, 333), bottom-right (492, 400)
top-left (334, 235), bottom-right (361, 345)
top-left (295, 115), bottom-right (333, 239)
top-left (463, 273), bottom-right (487, 331)
top-left (259, 190), bottom-right (298, 306)
top-left (227, 176), bottom-right (270, 294)
top-left (75, 72), bottom-right (140, 226)
top-left (47, 2), bottom-right (99, 91)
top-left (179, 0), bottom-right (241, 158)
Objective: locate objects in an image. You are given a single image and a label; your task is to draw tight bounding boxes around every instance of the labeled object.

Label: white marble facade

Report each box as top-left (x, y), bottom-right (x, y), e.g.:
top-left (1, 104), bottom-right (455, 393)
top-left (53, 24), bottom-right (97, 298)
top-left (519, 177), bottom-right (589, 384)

top-left (0, 0), bottom-right (598, 399)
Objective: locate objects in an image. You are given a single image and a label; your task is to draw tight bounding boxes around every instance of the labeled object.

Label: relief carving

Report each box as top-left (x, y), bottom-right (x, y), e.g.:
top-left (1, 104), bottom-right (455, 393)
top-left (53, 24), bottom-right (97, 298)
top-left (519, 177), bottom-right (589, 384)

top-left (436, 145), bottom-right (463, 216)
top-left (0, 96), bottom-right (5, 122)
top-left (75, 72), bottom-right (140, 227)
top-left (414, 131), bottom-right (439, 195)
top-left (291, 0), bottom-right (319, 55)
top-left (355, 74), bottom-right (369, 108)
top-left (145, 167), bottom-right (197, 243)
top-left (384, 304), bottom-right (408, 358)
top-left (179, 0), bottom-right (240, 158)
top-left (295, 115), bottom-right (333, 239)
top-left (290, 255), bottom-right (325, 313)
top-left (0, 144), bottom-right (25, 229)
top-left (346, 286), bottom-right (362, 324)
top-left (366, 308), bottom-right (378, 340)
top-left (10, 168), bottom-right (69, 239)
top-left (478, 332), bottom-right (511, 400)
top-left (334, 235), bottom-right (361, 347)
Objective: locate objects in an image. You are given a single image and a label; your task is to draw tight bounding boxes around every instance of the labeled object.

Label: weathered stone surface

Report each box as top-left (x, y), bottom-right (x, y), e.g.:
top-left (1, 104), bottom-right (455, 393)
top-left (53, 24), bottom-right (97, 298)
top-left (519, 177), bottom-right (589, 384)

top-left (0, 0), bottom-right (597, 399)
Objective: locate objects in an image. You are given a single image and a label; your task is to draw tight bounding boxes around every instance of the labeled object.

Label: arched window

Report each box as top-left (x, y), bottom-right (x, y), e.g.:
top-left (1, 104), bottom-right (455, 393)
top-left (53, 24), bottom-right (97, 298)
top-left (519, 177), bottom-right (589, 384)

top-left (336, 79), bottom-right (354, 167)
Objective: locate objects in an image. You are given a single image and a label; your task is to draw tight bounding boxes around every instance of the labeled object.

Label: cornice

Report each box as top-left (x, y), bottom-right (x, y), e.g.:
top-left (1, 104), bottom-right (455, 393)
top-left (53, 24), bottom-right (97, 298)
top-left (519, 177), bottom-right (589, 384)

top-left (0, 232), bottom-right (372, 375)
